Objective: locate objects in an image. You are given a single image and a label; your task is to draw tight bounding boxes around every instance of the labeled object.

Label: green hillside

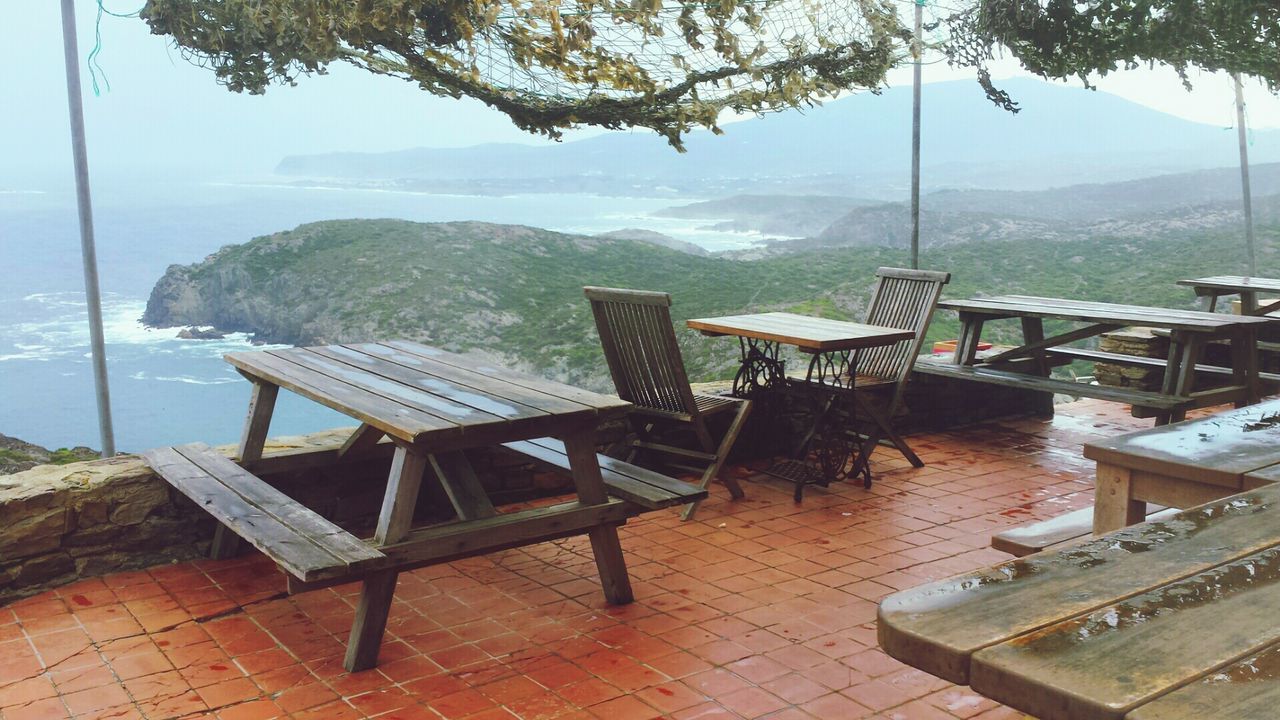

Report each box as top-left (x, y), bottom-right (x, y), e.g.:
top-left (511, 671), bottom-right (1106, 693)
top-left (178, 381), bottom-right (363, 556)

top-left (143, 218), bottom-right (1280, 391)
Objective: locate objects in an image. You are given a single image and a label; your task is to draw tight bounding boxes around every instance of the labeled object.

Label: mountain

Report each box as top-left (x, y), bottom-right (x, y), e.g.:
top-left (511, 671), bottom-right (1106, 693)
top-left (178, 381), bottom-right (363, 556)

top-left (143, 218), bottom-right (1280, 390)
top-left (276, 79), bottom-right (1280, 198)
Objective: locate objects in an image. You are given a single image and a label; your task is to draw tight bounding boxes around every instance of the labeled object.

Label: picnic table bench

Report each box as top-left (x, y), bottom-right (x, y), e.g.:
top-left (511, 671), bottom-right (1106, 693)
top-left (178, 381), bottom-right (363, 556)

top-left (144, 341), bottom-right (701, 672)
top-left (879, 482), bottom-right (1280, 719)
top-left (918, 294), bottom-right (1273, 424)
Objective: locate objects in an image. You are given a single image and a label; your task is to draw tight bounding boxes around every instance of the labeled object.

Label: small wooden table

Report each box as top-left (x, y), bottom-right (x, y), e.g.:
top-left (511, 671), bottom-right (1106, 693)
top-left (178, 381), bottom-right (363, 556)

top-left (934, 295), bottom-right (1273, 423)
top-left (1083, 398), bottom-right (1280, 533)
top-left (1178, 275), bottom-right (1280, 315)
top-left (225, 341), bottom-right (634, 671)
top-left (686, 312), bottom-right (913, 492)
top-left (879, 483), bottom-right (1280, 720)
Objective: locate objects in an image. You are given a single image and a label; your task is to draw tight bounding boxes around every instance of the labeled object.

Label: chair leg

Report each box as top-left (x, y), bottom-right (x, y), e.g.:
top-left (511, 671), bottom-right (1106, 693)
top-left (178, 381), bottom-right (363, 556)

top-left (681, 400), bottom-right (752, 521)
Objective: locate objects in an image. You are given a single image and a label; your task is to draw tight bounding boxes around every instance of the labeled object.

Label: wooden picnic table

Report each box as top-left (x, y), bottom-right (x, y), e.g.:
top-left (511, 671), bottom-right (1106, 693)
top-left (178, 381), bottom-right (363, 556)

top-left (878, 482), bottom-right (1280, 719)
top-left (686, 312), bottom-right (914, 493)
top-left (1178, 275), bottom-right (1280, 315)
top-left (1084, 398), bottom-right (1280, 533)
top-left (223, 341), bottom-right (637, 671)
top-left (929, 294), bottom-right (1274, 424)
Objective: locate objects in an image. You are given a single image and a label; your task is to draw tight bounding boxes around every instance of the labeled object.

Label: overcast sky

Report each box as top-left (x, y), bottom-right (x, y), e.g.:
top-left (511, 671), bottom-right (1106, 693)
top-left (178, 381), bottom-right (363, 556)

top-left (3, 2), bottom-right (1277, 188)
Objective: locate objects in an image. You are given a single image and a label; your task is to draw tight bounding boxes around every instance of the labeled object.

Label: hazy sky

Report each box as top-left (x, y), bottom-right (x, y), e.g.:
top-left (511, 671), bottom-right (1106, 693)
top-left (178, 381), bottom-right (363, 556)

top-left (3, 1), bottom-right (1277, 188)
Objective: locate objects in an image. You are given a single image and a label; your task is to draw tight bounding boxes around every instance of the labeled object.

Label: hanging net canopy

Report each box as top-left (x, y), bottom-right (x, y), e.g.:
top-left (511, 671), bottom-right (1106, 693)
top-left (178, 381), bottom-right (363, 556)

top-left (140, 0), bottom-right (914, 148)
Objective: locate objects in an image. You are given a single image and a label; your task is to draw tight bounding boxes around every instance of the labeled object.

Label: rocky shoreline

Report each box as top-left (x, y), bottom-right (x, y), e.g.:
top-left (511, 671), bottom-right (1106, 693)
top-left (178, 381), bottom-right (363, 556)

top-left (0, 434), bottom-right (99, 475)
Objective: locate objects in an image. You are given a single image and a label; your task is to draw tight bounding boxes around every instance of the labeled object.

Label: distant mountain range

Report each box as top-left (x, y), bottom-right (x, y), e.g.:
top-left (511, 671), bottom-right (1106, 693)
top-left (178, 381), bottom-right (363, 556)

top-left (277, 78), bottom-right (1279, 199)
top-left (645, 163), bottom-right (1280, 251)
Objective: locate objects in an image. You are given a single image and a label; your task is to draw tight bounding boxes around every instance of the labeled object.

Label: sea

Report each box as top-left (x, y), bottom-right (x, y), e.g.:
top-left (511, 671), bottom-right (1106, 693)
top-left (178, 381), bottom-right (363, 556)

top-left (0, 179), bottom-right (776, 453)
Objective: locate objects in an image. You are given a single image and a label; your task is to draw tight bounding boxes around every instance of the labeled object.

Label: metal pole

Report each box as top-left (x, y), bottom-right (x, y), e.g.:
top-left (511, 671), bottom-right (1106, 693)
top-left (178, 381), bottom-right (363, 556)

top-left (910, 0), bottom-right (923, 270)
top-left (1234, 74), bottom-right (1257, 277)
top-left (60, 0), bottom-right (116, 457)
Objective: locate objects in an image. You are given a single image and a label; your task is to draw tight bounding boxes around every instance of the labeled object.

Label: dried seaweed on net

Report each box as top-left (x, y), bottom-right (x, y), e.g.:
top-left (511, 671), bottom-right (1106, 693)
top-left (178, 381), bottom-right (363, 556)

top-left (139, 0), bottom-right (915, 149)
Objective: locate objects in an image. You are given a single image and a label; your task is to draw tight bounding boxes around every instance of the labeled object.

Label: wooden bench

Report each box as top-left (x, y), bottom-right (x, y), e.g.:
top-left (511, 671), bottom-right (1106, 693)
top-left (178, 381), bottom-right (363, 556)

top-left (501, 438), bottom-right (707, 511)
top-left (915, 361), bottom-right (1195, 416)
top-left (1050, 346), bottom-right (1280, 385)
top-left (142, 443), bottom-right (385, 582)
top-left (991, 504), bottom-right (1177, 557)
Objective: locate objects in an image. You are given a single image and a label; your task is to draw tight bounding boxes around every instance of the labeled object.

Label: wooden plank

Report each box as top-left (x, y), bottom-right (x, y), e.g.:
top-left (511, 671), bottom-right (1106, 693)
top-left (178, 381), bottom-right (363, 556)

top-left (877, 482), bottom-right (1280, 685)
top-left (584, 286), bottom-right (671, 306)
top-left (938, 296), bottom-right (1270, 331)
top-left (225, 350), bottom-right (456, 444)
top-left (379, 499), bottom-right (632, 567)
top-left (982, 323), bottom-right (1123, 365)
top-left (1127, 641), bottom-right (1280, 720)
top-left (914, 362), bottom-right (1192, 410)
top-left (992, 505), bottom-right (1173, 557)
top-left (344, 570), bottom-right (398, 672)
top-left (686, 312), bottom-right (914, 352)
top-left (502, 438), bottom-right (706, 509)
top-left (374, 446), bottom-right (429, 545)
top-left (1129, 470), bottom-right (1237, 510)
top-left (1083, 399), bottom-right (1280, 488)
top-left (309, 345), bottom-right (571, 423)
top-left (237, 381), bottom-right (278, 464)
top-left (346, 343), bottom-right (596, 417)
top-left (277, 348), bottom-right (515, 427)
top-left (1047, 347), bottom-right (1280, 384)
top-left (381, 340), bottom-right (630, 415)
top-left (429, 451), bottom-right (496, 520)
top-left (1092, 464), bottom-right (1148, 534)
top-left (174, 444), bottom-right (382, 567)
top-left (338, 423), bottom-right (386, 460)
top-left (970, 545), bottom-right (1280, 720)
top-left (1177, 276), bottom-right (1280, 295)
top-left (141, 446), bottom-right (357, 581)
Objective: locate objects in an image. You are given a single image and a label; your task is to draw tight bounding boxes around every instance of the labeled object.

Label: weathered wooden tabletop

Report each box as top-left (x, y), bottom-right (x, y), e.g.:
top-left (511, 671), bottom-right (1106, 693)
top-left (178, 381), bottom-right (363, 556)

top-left (225, 340), bottom-right (631, 449)
top-left (938, 294), bottom-right (1274, 331)
top-left (686, 311), bottom-right (914, 352)
top-left (1177, 275), bottom-right (1280, 296)
top-left (878, 483), bottom-right (1280, 720)
top-left (1083, 398), bottom-right (1280, 489)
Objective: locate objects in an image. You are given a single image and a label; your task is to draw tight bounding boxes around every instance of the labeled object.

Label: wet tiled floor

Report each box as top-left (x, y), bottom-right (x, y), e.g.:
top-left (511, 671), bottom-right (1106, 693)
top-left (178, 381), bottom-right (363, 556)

top-left (0, 401), bottom-right (1157, 719)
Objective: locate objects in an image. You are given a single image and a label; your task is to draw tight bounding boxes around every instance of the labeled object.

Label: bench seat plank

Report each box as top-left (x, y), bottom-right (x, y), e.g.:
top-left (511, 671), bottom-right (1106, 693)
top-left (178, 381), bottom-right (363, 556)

top-left (878, 484), bottom-right (1280, 685)
top-left (971, 545), bottom-right (1280, 720)
top-left (501, 438), bottom-right (706, 510)
top-left (914, 362), bottom-right (1193, 411)
top-left (143, 443), bottom-right (383, 581)
top-left (991, 505), bottom-right (1176, 557)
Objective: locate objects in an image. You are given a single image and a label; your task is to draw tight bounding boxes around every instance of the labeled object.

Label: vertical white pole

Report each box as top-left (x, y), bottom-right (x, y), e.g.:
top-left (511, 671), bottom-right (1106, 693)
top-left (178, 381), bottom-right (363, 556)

top-left (910, 0), bottom-right (923, 270)
top-left (1234, 74), bottom-right (1257, 277)
top-left (60, 0), bottom-right (116, 457)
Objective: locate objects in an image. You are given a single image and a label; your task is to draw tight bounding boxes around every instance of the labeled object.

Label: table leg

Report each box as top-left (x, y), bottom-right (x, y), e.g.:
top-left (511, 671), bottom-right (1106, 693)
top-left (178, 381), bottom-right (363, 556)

top-left (562, 430), bottom-right (634, 605)
top-left (237, 380), bottom-right (278, 464)
top-left (1020, 317), bottom-right (1054, 417)
top-left (344, 444), bottom-right (428, 672)
top-left (214, 380), bottom-right (280, 559)
top-left (1241, 291), bottom-right (1259, 316)
top-left (954, 314), bottom-right (985, 365)
top-left (344, 570), bottom-right (398, 672)
top-left (1093, 463), bottom-right (1146, 534)
top-left (1235, 327), bottom-right (1261, 407)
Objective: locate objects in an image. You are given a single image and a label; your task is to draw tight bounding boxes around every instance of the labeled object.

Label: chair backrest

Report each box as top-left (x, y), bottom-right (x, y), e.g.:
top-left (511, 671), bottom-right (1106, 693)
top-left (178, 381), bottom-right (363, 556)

top-left (858, 267), bottom-right (951, 399)
top-left (583, 286), bottom-right (700, 417)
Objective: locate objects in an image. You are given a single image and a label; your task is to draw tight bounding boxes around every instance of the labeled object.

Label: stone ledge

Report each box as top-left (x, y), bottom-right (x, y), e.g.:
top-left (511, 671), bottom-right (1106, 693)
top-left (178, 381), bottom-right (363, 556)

top-left (0, 428), bottom-right (371, 605)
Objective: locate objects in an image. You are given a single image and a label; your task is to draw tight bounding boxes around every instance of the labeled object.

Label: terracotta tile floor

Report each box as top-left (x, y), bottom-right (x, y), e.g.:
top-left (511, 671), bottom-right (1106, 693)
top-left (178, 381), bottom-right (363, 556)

top-left (0, 400), bottom-right (1159, 720)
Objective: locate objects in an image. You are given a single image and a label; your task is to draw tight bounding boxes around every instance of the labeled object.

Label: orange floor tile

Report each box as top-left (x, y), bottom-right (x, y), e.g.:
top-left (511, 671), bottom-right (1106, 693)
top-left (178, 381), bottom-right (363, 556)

top-left (0, 400), bottom-right (1157, 719)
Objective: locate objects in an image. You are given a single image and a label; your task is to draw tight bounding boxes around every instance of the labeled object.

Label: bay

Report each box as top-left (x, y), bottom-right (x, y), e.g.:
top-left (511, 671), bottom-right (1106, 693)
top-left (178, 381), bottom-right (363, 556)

top-left (0, 179), bottom-right (774, 452)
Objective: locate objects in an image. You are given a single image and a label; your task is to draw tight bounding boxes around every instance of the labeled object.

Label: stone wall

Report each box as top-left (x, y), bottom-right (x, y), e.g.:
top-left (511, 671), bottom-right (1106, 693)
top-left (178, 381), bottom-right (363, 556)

top-left (0, 428), bottom-right (580, 606)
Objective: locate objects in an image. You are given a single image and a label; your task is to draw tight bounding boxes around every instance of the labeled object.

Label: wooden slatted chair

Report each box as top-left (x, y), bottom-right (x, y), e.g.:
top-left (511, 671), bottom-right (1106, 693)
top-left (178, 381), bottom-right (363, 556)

top-left (846, 267), bottom-right (951, 483)
top-left (584, 286), bottom-right (752, 520)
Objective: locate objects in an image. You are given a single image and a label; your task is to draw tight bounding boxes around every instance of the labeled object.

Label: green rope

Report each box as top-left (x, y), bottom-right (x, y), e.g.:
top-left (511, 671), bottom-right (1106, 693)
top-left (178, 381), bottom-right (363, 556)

top-left (88, 0), bottom-right (144, 96)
